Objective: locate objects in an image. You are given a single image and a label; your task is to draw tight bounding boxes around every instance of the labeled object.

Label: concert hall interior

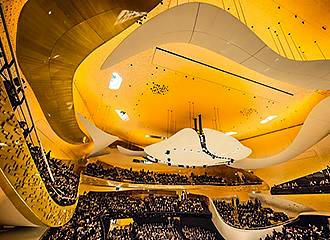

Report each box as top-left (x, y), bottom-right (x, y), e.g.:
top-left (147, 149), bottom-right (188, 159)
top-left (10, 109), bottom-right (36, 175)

top-left (0, 0), bottom-right (329, 239)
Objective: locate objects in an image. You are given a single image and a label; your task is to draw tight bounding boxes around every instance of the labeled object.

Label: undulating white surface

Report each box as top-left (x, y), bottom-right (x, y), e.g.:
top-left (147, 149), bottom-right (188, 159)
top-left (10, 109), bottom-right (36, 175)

top-left (145, 128), bottom-right (207, 166)
top-left (203, 128), bottom-right (252, 160)
top-left (0, 227), bottom-right (46, 240)
top-left (117, 145), bottom-right (146, 157)
top-left (102, 2), bottom-right (330, 89)
top-left (0, 185), bottom-right (36, 227)
top-left (77, 113), bottom-right (119, 157)
top-left (100, 2), bottom-right (330, 169)
top-left (144, 128), bottom-right (252, 167)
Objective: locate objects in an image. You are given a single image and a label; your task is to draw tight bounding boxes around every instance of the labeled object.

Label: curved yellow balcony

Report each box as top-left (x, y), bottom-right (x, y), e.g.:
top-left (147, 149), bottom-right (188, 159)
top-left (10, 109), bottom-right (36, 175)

top-left (0, 80), bottom-right (77, 227)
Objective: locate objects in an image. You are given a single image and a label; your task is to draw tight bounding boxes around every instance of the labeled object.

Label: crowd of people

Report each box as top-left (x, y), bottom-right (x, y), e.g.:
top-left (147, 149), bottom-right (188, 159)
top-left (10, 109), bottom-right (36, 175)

top-left (272, 166), bottom-right (330, 195)
top-left (106, 222), bottom-right (220, 240)
top-left (191, 173), bottom-right (226, 185)
top-left (28, 144), bottom-right (79, 205)
top-left (84, 163), bottom-right (262, 186)
top-left (214, 198), bottom-right (289, 229)
top-left (262, 224), bottom-right (330, 240)
top-left (134, 223), bottom-right (182, 240)
top-left (42, 192), bottom-right (211, 240)
top-left (182, 225), bottom-right (218, 240)
top-left (84, 163), bottom-right (190, 185)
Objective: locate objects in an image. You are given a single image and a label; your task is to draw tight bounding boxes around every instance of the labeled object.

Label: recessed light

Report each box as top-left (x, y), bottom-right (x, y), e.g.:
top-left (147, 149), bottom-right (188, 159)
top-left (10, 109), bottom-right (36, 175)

top-left (115, 109), bottom-right (129, 121)
top-left (109, 72), bottom-right (123, 90)
top-left (48, 10), bottom-right (52, 15)
top-left (225, 132), bottom-right (238, 136)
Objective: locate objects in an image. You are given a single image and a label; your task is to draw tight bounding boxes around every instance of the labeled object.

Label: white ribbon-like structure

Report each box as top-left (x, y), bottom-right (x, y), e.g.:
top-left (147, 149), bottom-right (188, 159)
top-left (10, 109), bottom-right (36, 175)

top-left (144, 128), bottom-right (251, 167)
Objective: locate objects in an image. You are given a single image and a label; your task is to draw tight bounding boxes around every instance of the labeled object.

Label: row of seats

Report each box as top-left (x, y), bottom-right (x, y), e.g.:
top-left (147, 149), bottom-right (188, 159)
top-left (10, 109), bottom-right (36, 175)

top-left (107, 222), bottom-right (220, 240)
top-left (271, 166), bottom-right (330, 195)
top-left (84, 162), bottom-right (263, 186)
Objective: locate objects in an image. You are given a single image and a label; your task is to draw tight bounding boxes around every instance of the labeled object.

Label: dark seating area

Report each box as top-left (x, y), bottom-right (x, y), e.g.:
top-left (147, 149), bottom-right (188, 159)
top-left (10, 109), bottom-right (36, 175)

top-left (83, 162), bottom-right (263, 186)
top-left (42, 191), bottom-right (215, 240)
top-left (28, 144), bottom-right (79, 206)
top-left (261, 215), bottom-right (330, 240)
top-left (181, 225), bottom-right (218, 240)
top-left (106, 222), bottom-right (220, 240)
top-left (271, 166), bottom-right (330, 195)
top-left (214, 198), bottom-right (289, 229)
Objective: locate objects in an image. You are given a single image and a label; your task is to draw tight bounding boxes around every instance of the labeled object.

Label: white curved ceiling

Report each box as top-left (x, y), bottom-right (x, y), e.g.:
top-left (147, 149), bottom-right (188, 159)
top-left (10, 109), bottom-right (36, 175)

top-left (102, 2), bottom-right (330, 89)
top-left (98, 2), bottom-right (330, 169)
top-left (144, 128), bottom-right (251, 167)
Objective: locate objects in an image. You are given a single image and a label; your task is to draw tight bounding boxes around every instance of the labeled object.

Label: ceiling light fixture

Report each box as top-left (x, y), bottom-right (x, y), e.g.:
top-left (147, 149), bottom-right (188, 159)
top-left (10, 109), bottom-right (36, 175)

top-left (109, 72), bottom-right (123, 90)
top-left (115, 109), bottom-right (129, 121)
top-left (260, 115), bottom-right (277, 124)
top-left (225, 132), bottom-right (238, 136)
top-left (0, 143), bottom-right (7, 146)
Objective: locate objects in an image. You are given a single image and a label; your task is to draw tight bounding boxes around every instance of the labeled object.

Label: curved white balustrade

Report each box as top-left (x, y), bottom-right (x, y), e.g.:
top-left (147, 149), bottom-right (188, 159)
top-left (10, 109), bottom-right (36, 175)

top-left (209, 197), bottom-right (285, 240)
top-left (102, 2), bottom-right (330, 89)
top-left (208, 195), bottom-right (329, 240)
